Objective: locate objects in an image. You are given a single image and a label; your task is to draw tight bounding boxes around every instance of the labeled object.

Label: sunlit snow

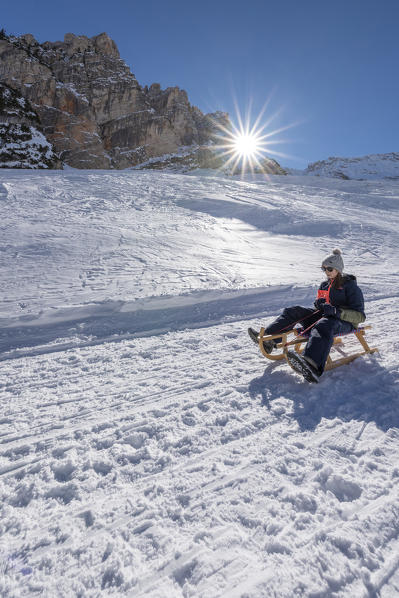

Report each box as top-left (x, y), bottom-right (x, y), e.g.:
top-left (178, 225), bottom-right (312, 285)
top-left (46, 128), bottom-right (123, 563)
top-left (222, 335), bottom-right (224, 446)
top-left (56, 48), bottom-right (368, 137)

top-left (0, 169), bottom-right (398, 597)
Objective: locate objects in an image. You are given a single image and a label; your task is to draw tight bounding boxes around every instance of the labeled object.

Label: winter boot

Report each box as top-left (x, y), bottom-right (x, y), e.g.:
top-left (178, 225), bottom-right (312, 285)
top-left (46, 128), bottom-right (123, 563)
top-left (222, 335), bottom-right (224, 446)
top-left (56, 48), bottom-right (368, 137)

top-left (248, 328), bottom-right (276, 354)
top-left (286, 351), bottom-right (320, 383)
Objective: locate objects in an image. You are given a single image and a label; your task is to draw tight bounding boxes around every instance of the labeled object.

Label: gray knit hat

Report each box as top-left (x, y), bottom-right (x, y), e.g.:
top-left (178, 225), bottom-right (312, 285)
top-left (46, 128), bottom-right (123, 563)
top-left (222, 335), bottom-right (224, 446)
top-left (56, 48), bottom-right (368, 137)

top-left (322, 248), bottom-right (344, 273)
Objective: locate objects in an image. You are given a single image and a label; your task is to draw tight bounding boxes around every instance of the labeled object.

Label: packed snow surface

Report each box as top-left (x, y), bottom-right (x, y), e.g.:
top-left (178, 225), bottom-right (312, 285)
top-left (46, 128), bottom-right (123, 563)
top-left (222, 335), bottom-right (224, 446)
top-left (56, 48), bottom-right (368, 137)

top-left (0, 169), bottom-right (399, 597)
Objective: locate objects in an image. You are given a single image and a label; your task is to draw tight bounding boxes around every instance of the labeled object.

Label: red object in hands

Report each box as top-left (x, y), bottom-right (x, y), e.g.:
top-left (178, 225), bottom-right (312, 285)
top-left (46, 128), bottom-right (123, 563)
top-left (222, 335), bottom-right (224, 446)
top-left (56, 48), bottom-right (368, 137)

top-left (316, 284), bottom-right (332, 305)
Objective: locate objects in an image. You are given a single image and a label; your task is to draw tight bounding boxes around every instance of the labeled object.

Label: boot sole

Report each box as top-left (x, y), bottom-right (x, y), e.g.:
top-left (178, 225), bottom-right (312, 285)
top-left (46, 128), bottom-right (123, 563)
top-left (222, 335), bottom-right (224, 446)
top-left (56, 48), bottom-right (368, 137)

top-left (286, 351), bottom-right (319, 383)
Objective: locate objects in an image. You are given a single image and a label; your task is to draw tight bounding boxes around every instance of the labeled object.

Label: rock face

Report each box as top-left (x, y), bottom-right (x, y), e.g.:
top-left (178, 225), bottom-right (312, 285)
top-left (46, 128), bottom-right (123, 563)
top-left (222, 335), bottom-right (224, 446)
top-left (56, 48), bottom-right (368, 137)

top-left (305, 153), bottom-right (399, 180)
top-left (0, 31), bottom-right (231, 169)
top-left (0, 82), bottom-right (60, 168)
top-left (0, 31), bottom-right (285, 173)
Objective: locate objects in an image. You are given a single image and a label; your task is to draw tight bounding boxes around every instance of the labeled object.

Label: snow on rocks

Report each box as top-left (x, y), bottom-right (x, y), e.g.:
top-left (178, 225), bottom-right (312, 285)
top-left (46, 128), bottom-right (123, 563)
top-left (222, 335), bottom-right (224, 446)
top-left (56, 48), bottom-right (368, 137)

top-left (305, 152), bottom-right (399, 180)
top-left (0, 169), bottom-right (398, 596)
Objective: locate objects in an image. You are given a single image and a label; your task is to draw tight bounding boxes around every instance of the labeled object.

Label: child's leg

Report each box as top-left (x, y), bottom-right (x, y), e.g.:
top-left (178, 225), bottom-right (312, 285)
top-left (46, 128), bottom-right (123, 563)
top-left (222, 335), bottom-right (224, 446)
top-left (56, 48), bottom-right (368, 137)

top-left (304, 317), bottom-right (353, 373)
top-left (265, 306), bottom-right (317, 340)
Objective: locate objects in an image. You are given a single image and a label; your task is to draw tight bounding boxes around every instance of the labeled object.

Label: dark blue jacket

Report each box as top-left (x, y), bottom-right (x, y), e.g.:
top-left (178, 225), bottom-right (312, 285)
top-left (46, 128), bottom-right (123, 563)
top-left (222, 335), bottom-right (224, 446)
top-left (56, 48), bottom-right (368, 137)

top-left (317, 274), bottom-right (365, 316)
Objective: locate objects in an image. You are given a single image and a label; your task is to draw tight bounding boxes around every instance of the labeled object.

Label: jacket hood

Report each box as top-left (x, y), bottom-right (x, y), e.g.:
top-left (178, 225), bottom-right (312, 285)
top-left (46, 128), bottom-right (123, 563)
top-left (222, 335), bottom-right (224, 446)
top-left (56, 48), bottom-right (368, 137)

top-left (343, 274), bottom-right (357, 282)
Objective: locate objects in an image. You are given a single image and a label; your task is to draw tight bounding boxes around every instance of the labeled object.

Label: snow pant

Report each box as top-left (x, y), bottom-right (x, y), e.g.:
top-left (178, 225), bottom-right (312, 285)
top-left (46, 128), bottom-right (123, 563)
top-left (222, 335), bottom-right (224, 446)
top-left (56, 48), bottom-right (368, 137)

top-left (265, 305), bottom-right (354, 373)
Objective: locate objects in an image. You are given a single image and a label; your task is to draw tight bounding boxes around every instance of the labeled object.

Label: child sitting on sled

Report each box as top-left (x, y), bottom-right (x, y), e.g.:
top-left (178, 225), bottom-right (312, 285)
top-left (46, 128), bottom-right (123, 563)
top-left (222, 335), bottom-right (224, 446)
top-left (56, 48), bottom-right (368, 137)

top-left (248, 249), bottom-right (366, 382)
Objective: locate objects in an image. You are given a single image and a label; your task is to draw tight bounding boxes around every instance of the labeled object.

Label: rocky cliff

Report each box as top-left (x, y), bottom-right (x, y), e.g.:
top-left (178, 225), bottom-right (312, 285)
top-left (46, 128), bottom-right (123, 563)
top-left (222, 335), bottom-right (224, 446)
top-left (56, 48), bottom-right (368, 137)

top-left (0, 31), bottom-right (232, 169)
top-left (0, 31), bottom-right (286, 174)
top-left (0, 82), bottom-right (60, 168)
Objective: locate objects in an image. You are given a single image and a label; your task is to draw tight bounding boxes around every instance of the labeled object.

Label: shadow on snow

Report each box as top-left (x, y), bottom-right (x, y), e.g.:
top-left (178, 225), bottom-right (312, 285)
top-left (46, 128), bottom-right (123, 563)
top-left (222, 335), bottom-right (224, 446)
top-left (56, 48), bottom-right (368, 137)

top-left (249, 355), bottom-right (399, 433)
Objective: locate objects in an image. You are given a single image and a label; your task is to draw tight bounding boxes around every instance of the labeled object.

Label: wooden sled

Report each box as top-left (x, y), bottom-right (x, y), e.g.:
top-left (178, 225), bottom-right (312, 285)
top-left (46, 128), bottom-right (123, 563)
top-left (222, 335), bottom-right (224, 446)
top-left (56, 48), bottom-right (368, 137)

top-left (258, 325), bottom-right (378, 371)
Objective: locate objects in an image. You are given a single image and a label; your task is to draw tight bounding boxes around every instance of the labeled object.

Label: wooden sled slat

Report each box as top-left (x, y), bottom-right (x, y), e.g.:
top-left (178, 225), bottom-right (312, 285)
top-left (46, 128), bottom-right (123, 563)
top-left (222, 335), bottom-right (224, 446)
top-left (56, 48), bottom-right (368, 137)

top-left (325, 327), bottom-right (378, 370)
top-left (257, 325), bottom-right (378, 372)
top-left (258, 327), bottom-right (286, 360)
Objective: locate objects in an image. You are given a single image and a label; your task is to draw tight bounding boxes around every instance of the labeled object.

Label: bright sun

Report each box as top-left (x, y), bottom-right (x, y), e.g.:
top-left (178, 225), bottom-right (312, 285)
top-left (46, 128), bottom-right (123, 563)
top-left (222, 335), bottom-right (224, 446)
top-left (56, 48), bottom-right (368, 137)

top-left (233, 134), bottom-right (261, 157)
top-left (211, 98), bottom-right (297, 176)
top-left (216, 124), bottom-right (269, 175)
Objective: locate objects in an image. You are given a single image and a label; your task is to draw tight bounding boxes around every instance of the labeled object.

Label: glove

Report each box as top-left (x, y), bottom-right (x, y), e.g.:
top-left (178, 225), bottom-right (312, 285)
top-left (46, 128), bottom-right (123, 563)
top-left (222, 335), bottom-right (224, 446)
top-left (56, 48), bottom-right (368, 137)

top-left (314, 297), bottom-right (326, 310)
top-left (322, 303), bottom-right (341, 318)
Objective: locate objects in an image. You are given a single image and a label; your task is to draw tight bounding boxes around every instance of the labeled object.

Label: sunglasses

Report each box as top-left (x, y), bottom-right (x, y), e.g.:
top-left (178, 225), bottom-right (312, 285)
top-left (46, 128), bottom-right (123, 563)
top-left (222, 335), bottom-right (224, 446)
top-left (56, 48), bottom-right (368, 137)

top-left (321, 266), bottom-right (334, 272)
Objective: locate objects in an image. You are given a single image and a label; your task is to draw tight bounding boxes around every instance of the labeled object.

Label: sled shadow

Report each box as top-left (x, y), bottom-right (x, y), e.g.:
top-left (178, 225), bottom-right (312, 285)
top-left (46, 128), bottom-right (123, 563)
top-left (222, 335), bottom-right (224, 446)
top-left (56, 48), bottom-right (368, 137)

top-left (249, 355), bottom-right (399, 434)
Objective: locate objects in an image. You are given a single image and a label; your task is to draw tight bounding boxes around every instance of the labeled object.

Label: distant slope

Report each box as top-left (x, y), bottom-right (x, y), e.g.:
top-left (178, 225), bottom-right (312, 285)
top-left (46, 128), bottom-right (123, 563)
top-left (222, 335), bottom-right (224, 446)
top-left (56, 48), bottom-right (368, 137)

top-left (305, 152), bottom-right (399, 180)
top-left (0, 169), bottom-right (397, 328)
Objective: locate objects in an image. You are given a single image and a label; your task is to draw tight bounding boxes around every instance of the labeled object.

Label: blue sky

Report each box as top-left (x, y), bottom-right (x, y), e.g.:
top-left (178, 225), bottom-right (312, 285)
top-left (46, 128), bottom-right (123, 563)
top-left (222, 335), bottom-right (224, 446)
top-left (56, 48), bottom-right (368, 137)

top-left (2, 0), bottom-right (398, 168)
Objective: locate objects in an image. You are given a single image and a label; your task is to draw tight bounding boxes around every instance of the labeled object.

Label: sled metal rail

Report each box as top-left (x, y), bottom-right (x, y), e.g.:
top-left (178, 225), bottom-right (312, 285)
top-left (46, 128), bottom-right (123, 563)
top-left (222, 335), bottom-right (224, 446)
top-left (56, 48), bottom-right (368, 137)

top-left (257, 325), bottom-right (378, 371)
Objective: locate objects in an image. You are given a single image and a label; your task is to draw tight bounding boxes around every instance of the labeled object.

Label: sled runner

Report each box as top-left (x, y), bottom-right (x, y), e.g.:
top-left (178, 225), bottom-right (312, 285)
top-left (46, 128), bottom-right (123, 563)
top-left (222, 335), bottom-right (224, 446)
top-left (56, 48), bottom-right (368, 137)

top-left (256, 325), bottom-right (378, 372)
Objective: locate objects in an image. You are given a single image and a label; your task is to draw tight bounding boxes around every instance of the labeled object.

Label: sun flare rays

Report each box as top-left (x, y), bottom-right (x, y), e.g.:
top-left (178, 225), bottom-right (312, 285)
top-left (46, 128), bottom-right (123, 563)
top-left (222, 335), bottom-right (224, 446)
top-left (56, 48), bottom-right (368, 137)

top-left (212, 98), bottom-right (300, 176)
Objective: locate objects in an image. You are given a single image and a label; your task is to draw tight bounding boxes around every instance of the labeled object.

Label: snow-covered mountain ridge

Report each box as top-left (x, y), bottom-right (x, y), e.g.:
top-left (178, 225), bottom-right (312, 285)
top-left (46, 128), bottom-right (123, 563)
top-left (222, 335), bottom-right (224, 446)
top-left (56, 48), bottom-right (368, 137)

top-left (1, 169), bottom-right (399, 597)
top-left (305, 152), bottom-right (399, 180)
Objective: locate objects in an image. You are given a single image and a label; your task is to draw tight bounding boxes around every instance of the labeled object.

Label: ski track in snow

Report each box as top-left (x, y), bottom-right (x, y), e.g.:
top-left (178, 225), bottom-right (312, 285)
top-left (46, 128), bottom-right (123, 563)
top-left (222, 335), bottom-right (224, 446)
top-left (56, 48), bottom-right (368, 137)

top-left (0, 170), bottom-right (399, 597)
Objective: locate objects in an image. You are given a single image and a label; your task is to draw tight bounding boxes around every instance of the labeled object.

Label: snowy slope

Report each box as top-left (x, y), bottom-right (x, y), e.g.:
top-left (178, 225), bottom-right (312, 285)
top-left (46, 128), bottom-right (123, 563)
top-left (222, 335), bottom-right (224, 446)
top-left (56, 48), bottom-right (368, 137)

top-left (305, 152), bottom-right (399, 180)
top-left (0, 169), bottom-right (399, 597)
